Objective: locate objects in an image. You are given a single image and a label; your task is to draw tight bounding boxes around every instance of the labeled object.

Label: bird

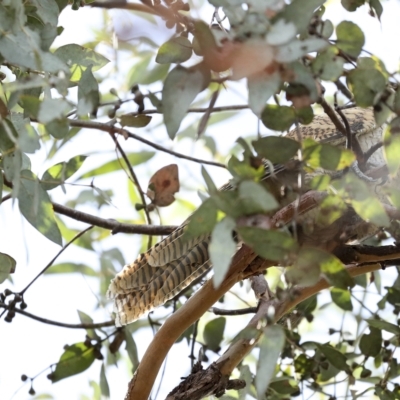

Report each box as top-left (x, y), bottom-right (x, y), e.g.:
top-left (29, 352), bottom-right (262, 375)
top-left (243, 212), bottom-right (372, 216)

top-left (107, 107), bottom-right (388, 326)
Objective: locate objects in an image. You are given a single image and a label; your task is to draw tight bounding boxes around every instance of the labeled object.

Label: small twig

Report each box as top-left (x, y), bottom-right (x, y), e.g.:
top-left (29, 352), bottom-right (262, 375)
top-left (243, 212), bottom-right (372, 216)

top-left (190, 320), bottom-right (199, 369)
top-left (334, 80), bottom-right (353, 101)
top-left (109, 133), bottom-right (153, 248)
top-left (68, 119), bottom-right (226, 169)
top-left (20, 226), bottom-right (94, 295)
top-left (52, 202), bottom-right (176, 235)
top-left (122, 104), bottom-right (248, 116)
top-left (211, 307), bottom-right (257, 316)
top-left (0, 303), bottom-right (114, 329)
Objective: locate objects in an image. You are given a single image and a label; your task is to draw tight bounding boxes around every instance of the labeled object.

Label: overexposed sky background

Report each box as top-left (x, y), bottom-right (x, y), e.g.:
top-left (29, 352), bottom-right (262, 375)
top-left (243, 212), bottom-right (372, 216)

top-left (2, 0), bottom-right (400, 399)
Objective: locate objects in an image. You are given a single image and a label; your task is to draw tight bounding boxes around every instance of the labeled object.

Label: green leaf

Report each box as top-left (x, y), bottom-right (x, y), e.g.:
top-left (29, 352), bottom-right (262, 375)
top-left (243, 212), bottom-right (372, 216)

top-left (238, 227), bottom-right (296, 262)
top-left (203, 317), bottom-right (226, 351)
top-left (261, 105), bottom-right (296, 132)
top-left (238, 365), bottom-right (252, 400)
top-left (119, 114), bottom-right (152, 128)
top-left (77, 151), bottom-right (154, 179)
top-left (316, 194), bottom-right (347, 226)
top-left (45, 118), bottom-right (69, 139)
top-left (77, 310), bottom-right (100, 341)
top-left (256, 325), bottom-right (285, 398)
top-left (0, 29), bottom-right (68, 74)
top-left (335, 173), bottom-right (390, 227)
top-left (41, 155), bottom-right (87, 190)
top-left (156, 36), bottom-right (192, 64)
top-left (285, 248), bottom-right (321, 286)
top-left (303, 138), bottom-right (355, 170)
top-left (359, 327), bottom-right (382, 357)
top-left (238, 180), bottom-right (278, 214)
top-left (311, 47), bottom-right (345, 81)
top-left (370, 0), bottom-right (383, 20)
top-left (201, 166), bottom-right (218, 194)
top-left (347, 68), bottom-right (386, 107)
top-left (247, 71), bottom-right (281, 117)
top-left (331, 287), bottom-right (353, 311)
top-left (252, 136), bottom-right (300, 163)
top-left (99, 363), bottom-right (110, 399)
top-left (0, 252), bottom-right (16, 284)
top-left (365, 318), bottom-right (400, 335)
top-left (384, 127), bottom-right (400, 176)
top-left (320, 251), bottom-right (354, 289)
top-left (276, 38), bottom-right (327, 63)
top-left (277, 0), bottom-right (326, 35)
top-left (37, 97), bottom-right (71, 124)
top-left (10, 113), bottom-right (40, 154)
top-left (185, 198), bottom-right (217, 238)
top-left (52, 342), bottom-right (96, 382)
top-left (210, 216), bottom-right (237, 288)
top-left (341, 0), bottom-right (365, 12)
top-left (54, 44), bottom-right (110, 81)
top-left (44, 262), bottom-right (97, 276)
top-left (162, 64), bottom-right (210, 139)
top-left (30, 0), bottom-right (59, 26)
top-left (77, 65), bottom-right (99, 117)
top-left (317, 344), bottom-right (350, 372)
top-left (18, 170), bottom-right (62, 245)
top-left (123, 328), bottom-right (139, 372)
top-left (336, 21), bottom-right (365, 59)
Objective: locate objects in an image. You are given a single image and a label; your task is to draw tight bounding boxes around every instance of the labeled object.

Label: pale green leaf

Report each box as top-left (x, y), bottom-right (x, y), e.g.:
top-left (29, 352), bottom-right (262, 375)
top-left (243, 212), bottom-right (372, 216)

top-left (256, 325), bottom-right (285, 398)
top-left (77, 152), bottom-right (154, 179)
top-left (0, 252), bottom-right (16, 284)
top-left (54, 44), bottom-right (110, 81)
top-left (51, 342), bottom-right (96, 382)
top-left (210, 217), bottom-right (237, 288)
top-left (18, 170), bottom-right (62, 245)
top-left (162, 65), bottom-right (210, 139)
top-left (41, 155), bottom-right (87, 190)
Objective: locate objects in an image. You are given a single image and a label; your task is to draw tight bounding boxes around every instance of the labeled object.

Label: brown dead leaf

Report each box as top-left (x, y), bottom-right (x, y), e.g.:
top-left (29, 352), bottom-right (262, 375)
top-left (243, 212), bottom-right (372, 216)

top-left (147, 164), bottom-right (179, 207)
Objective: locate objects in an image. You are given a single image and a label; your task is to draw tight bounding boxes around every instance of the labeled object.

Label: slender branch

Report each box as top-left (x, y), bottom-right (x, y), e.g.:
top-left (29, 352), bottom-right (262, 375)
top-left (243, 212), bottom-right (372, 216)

top-left (211, 307), bottom-right (257, 316)
top-left (123, 105), bottom-right (248, 116)
top-left (90, 1), bottom-right (160, 16)
top-left (0, 303), bottom-right (114, 329)
top-left (68, 119), bottom-right (226, 169)
top-left (108, 132), bottom-right (153, 248)
top-left (52, 202), bottom-right (176, 235)
top-left (20, 226), bottom-right (94, 295)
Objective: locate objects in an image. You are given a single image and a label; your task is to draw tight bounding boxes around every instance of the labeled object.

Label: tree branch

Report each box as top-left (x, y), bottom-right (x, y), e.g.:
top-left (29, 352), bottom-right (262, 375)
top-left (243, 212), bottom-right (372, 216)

top-left (52, 202), bottom-right (176, 235)
top-left (68, 119), bottom-right (226, 169)
top-left (125, 191), bottom-right (328, 400)
top-left (0, 303), bottom-right (115, 329)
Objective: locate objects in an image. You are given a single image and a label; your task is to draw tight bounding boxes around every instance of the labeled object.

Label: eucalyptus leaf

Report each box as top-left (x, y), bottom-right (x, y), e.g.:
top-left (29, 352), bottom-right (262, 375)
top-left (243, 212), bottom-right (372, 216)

top-left (162, 65), bottom-right (210, 139)
top-left (18, 170), bottom-right (62, 245)
top-left (41, 155), bottom-right (87, 190)
top-left (203, 317), bottom-right (226, 351)
top-left (210, 216), bottom-right (237, 288)
top-left (256, 325), bottom-right (285, 398)
top-left (51, 342), bottom-right (96, 382)
top-left (0, 252), bottom-right (16, 284)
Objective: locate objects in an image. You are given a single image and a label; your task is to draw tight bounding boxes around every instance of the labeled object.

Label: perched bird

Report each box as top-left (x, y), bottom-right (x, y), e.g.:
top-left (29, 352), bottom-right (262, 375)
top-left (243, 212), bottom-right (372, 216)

top-left (107, 107), bottom-right (387, 326)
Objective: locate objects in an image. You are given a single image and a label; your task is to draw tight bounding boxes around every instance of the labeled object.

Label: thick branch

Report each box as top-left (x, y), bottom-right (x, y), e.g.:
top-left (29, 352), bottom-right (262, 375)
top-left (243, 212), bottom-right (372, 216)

top-left (52, 202), bottom-right (176, 235)
top-left (0, 303), bottom-right (114, 329)
top-left (125, 245), bottom-right (258, 400)
top-left (125, 191), bottom-right (327, 400)
top-left (171, 262), bottom-right (393, 399)
top-left (68, 119), bottom-right (226, 169)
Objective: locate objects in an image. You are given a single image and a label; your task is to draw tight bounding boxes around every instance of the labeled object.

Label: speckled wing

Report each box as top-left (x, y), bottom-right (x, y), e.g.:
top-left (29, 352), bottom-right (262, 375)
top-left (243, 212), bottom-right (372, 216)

top-left (108, 107), bottom-right (383, 326)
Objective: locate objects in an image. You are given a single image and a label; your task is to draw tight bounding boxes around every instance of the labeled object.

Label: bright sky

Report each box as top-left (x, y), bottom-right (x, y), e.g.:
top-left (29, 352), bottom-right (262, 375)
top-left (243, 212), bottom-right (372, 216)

top-left (2, 1), bottom-right (400, 399)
